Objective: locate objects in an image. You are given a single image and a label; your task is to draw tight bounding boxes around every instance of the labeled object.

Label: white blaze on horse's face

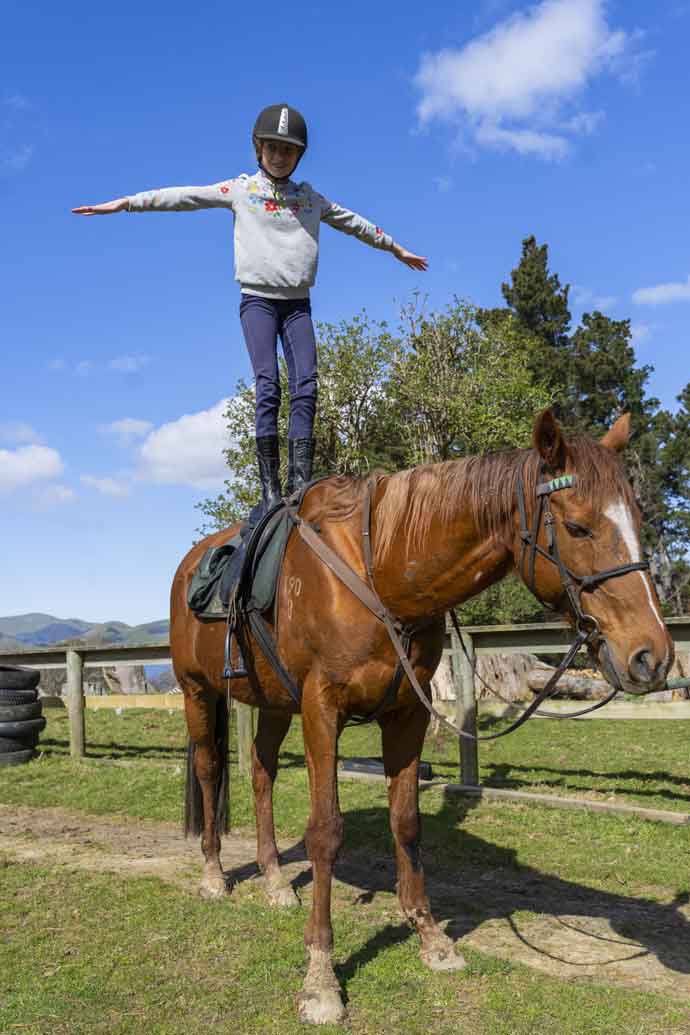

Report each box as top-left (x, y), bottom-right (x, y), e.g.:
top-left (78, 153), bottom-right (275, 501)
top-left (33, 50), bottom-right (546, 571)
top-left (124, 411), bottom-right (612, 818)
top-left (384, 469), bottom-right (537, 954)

top-left (603, 499), bottom-right (665, 634)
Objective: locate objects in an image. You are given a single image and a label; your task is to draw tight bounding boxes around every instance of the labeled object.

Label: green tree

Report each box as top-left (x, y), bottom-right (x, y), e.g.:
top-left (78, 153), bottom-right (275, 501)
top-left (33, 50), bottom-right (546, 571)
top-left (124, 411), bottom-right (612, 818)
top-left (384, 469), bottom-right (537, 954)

top-left (391, 297), bottom-right (550, 464)
top-left (481, 234), bottom-right (572, 400)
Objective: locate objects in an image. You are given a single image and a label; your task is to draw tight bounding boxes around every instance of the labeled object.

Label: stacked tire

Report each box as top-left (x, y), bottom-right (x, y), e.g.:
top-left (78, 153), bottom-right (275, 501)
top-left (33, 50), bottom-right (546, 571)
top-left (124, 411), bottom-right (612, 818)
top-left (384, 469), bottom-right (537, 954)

top-left (0, 666), bottom-right (45, 766)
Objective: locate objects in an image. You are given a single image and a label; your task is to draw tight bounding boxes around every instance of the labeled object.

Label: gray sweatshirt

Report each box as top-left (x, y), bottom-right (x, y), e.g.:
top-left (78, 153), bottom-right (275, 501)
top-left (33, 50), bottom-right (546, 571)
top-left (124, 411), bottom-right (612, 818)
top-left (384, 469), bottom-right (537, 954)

top-left (127, 169), bottom-right (395, 299)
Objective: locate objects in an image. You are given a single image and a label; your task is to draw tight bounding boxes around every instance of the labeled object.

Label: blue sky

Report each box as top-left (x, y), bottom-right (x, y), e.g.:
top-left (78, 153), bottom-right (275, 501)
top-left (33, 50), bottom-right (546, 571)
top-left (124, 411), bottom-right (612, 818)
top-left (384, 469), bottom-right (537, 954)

top-left (2, 0), bottom-right (689, 625)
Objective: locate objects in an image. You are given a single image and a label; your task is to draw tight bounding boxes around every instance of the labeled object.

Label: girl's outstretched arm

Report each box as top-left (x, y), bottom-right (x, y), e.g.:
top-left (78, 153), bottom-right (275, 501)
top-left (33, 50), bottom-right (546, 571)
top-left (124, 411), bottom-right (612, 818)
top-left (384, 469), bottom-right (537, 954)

top-left (72, 198), bottom-right (129, 216)
top-left (318, 195), bottom-right (427, 271)
top-left (73, 182), bottom-right (238, 216)
top-left (391, 243), bottom-right (428, 271)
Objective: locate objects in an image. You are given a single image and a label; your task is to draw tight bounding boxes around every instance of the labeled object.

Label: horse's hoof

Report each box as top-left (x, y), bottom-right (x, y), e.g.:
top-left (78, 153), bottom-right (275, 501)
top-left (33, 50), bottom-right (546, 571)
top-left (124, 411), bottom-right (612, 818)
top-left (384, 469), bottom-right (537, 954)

top-left (297, 988), bottom-right (347, 1026)
top-left (199, 876), bottom-right (230, 900)
top-left (420, 942), bottom-right (467, 972)
top-left (265, 879), bottom-right (300, 909)
top-left (298, 948), bottom-right (346, 1025)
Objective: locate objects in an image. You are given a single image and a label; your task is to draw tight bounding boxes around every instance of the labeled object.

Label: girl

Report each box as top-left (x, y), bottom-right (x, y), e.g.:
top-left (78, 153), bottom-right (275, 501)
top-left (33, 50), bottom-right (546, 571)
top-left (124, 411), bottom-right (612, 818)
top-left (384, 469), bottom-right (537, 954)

top-left (73, 104), bottom-right (427, 520)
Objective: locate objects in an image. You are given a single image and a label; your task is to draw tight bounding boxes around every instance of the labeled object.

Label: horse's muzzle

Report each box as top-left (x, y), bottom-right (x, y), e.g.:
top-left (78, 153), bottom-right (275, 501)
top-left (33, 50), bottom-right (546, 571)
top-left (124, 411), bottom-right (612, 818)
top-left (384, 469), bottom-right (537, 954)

top-left (597, 639), bottom-right (671, 695)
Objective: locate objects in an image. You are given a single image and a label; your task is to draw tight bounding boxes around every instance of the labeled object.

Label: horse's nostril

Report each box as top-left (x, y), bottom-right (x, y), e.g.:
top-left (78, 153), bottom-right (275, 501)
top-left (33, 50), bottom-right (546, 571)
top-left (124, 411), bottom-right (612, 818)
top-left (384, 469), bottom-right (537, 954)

top-left (629, 647), bottom-right (655, 683)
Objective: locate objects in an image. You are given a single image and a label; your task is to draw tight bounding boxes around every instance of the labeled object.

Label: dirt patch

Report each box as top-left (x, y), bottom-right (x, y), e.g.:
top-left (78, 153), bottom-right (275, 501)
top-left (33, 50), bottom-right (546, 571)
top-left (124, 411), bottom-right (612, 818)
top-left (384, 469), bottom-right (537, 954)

top-left (2, 803), bottom-right (690, 1000)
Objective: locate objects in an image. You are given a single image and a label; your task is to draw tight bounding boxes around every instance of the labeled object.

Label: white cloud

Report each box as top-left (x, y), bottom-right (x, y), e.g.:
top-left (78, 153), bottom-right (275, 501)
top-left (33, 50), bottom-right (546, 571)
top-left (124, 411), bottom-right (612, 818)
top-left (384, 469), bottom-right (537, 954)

top-left (633, 275), bottom-right (690, 306)
top-left (630, 324), bottom-right (651, 345)
top-left (137, 399), bottom-right (232, 490)
top-left (571, 284), bottom-right (618, 310)
top-left (0, 422), bottom-right (41, 445)
top-left (476, 122), bottom-right (569, 158)
top-left (48, 356), bottom-right (151, 375)
top-left (560, 109), bottom-right (604, 134)
top-left (0, 444), bottom-right (64, 493)
top-left (414, 0), bottom-right (638, 159)
top-left (592, 295), bottom-right (618, 311)
top-left (81, 475), bottom-right (131, 497)
top-left (34, 484), bottom-right (77, 507)
top-left (99, 417), bottom-right (153, 442)
top-left (107, 354), bottom-right (150, 373)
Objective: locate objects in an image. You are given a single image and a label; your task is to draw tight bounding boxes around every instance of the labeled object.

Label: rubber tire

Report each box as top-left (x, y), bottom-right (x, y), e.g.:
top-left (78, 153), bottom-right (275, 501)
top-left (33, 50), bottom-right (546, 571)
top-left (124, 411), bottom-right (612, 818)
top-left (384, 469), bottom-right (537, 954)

top-left (0, 734), bottom-right (42, 752)
top-left (0, 688), bottom-right (39, 706)
top-left (0, 717), bottom-right (47, 739)
top-left (0, 747), bottom-right (36, 766)
top-left (0, 701), bottom-right (43, 722)
top-left (0, 666), bottom-right (40, 691)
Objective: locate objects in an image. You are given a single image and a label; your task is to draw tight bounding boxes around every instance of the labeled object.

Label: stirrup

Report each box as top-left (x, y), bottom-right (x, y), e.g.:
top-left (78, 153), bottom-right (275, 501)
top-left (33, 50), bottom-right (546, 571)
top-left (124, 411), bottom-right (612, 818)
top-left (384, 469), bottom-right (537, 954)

top-left (223, 619), bottom-right (248, 679)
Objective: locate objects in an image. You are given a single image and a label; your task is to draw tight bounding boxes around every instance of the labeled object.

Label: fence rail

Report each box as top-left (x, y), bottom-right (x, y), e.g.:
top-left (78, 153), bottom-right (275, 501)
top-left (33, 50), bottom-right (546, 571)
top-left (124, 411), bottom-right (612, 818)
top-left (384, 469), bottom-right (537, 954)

top-left (2, 615), bottom-right (689, 778)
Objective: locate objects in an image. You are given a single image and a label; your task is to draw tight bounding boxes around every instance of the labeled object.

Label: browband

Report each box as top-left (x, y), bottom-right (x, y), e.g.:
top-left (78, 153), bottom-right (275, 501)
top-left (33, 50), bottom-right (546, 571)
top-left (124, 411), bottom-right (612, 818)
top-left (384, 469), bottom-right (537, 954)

top-left (536, 474), bottom-right (577, 496)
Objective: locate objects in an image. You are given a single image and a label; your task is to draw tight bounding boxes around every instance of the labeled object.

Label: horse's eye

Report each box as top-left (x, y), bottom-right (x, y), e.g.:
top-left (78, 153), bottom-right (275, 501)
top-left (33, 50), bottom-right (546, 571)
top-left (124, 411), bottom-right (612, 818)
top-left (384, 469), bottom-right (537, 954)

top-left (564, 521), bottom-right (592, 539)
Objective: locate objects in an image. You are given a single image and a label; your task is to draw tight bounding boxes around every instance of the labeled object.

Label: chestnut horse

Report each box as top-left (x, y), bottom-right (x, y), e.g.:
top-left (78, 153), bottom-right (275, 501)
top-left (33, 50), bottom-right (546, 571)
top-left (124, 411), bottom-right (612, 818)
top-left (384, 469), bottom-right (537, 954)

top-left (170, 409), bottom-right (672, 1024)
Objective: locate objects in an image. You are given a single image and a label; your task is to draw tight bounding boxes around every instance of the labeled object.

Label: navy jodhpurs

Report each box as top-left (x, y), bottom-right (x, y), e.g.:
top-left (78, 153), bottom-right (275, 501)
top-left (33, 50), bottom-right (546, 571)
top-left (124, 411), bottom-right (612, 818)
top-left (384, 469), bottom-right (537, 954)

top-left (239, 293), bottom-right (318, 439)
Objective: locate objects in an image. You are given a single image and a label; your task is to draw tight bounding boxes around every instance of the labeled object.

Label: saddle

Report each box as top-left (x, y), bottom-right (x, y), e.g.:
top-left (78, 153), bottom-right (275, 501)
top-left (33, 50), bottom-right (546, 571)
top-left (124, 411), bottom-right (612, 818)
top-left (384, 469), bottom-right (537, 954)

top-left (187, 502), bottom-right (295, 619)
top-left (187, 483), bottom-right (318, 689)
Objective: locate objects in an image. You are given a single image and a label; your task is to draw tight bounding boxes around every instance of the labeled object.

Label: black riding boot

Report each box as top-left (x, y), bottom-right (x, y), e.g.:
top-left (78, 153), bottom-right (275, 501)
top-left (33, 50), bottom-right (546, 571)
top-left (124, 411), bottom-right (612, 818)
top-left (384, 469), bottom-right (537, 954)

top-left (286, 437), bottom-right (315, 497)
top-left (256, 435), bottom-right (282, 512)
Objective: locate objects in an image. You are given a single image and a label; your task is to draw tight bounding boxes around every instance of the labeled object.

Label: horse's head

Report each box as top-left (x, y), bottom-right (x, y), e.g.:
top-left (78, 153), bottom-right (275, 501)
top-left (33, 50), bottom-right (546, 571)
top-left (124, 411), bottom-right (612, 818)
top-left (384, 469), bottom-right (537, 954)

top-left (515, 409), bottom-right (673, 694)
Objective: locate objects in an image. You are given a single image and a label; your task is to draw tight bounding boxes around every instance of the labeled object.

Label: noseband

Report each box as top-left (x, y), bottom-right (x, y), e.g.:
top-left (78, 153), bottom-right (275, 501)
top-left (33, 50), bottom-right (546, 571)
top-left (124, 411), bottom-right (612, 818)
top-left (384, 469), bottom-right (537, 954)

top-left (516, 467), bottom-right (650, 643)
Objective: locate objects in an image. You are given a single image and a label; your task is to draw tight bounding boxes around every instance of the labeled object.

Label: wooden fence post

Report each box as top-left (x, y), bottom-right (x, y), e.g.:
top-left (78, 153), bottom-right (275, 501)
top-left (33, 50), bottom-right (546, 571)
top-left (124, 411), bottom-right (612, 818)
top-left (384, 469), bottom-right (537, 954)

top-left (454, 629), bottom-right (479, 786)
top-left (235, 701), bottom-right (255, 776)
top-left (66, 649), bottom-right (85, 759)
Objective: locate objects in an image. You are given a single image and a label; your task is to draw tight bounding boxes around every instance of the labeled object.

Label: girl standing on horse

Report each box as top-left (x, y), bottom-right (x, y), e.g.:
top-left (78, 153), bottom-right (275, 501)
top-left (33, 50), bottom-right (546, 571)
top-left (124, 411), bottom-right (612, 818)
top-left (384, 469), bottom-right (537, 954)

top-left (73, 104), bottom-right (427, 519)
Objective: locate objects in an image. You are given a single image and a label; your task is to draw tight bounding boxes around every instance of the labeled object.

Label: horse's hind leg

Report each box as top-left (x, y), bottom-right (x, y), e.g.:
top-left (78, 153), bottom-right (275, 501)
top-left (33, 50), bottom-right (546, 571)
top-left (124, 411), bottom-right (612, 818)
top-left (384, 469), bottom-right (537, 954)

top-left (252, 709), bottom-right (299, 908)
top-left (380, 703), bottom-right (466, 971)
top-left (183, 686), bottom-right (230, 900)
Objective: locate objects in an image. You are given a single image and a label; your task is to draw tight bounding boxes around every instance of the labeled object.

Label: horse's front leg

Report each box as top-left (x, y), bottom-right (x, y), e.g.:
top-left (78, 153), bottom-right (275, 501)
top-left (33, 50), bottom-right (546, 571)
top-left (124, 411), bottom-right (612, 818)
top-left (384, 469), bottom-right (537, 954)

top-left (252, 709), bottom-right (299, 907)
top-left (297, 681), bottom-right (347, 1025)
top-left (380, 703), bottom-right (466, 971)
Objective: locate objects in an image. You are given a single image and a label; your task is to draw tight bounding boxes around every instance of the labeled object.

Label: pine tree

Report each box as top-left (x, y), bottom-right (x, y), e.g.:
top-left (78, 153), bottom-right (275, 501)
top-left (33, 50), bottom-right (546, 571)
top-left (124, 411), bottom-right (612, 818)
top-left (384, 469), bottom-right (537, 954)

top-left (489, 235), bottom-right (572, 405)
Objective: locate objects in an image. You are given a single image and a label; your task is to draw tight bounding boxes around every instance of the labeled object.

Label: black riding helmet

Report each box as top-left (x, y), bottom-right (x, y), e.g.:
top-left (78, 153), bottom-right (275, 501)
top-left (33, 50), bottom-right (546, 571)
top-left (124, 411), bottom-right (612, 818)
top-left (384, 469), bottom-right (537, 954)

top-left (253, 104), bottom-right (308, 151)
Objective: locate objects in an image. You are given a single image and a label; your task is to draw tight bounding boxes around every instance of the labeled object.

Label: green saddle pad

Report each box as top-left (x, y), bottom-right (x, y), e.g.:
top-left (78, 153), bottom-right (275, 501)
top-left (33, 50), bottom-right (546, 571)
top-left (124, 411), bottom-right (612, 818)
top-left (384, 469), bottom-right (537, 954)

top-left (188, 509), bottom-right (293, 619)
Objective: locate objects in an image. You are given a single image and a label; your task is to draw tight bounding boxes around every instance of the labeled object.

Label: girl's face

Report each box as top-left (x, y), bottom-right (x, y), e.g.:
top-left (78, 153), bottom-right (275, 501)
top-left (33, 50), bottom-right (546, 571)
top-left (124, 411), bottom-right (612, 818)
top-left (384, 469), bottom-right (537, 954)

top-left (260, 140), bottom-right (301, 179)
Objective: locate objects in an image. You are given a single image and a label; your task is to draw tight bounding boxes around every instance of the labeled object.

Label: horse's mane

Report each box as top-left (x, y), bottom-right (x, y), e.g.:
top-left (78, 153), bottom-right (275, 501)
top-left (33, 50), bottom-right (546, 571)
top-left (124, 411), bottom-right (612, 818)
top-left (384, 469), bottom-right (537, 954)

top-left (316, 437), bottom-right (634, 566)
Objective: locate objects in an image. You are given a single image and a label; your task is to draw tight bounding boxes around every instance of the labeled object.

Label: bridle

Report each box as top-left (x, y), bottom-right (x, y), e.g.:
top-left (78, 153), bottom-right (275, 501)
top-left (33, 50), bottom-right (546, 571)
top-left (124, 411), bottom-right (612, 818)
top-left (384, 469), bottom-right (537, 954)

top-left (516, 466), bottom-right (650, 647)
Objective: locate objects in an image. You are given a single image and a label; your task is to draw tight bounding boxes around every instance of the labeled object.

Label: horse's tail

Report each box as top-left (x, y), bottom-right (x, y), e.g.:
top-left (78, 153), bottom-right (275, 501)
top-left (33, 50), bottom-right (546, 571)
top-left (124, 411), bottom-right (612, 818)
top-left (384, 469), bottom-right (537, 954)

top-left (184, 694), bottom-right (230, 838)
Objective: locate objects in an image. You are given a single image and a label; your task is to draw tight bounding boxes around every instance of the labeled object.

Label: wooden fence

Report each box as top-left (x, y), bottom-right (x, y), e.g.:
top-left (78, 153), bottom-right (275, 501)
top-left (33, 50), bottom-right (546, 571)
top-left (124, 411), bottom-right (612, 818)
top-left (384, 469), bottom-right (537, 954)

top-left (2, 615), bottom-right (689, 784)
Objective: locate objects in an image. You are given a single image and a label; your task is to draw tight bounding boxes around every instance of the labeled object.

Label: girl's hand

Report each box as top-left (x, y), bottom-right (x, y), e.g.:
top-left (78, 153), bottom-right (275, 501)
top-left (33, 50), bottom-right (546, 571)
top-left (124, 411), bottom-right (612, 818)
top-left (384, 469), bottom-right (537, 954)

top-left (72, 197), bottom-right (129, 216)
top-left (392, 243), bottom-right (428, 271)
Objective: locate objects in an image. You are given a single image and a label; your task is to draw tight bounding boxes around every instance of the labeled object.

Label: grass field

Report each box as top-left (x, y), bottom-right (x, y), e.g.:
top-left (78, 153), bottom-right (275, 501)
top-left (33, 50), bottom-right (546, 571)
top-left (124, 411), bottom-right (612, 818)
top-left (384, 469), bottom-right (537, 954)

top-left (2, 708), bottom-right (690, 1034)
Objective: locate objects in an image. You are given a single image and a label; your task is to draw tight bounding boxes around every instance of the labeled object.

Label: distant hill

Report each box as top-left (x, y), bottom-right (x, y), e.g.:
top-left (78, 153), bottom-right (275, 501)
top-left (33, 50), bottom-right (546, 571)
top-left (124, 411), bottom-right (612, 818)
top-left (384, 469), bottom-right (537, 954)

top-left (0, 613), bottom-right (91, 638)
top-left (0, 613), bottom-right (169, 649)
top-left (0, 631), bottom-right (29, 652)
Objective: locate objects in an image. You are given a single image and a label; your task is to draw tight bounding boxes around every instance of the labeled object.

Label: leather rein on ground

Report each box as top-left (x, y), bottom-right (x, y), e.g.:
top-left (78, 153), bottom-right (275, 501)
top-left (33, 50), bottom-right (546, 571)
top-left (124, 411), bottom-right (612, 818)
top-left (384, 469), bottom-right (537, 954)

top-left (287, 467), bottom-right (650, 741)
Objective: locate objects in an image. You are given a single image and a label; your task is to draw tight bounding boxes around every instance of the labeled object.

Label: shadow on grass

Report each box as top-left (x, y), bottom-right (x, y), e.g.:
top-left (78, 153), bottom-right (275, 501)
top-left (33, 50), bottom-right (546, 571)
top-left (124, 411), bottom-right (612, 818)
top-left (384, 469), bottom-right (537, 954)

top-left (224, 792), bottom-right (690, 996)
top-left (483, 761), bottom-right (690, 807)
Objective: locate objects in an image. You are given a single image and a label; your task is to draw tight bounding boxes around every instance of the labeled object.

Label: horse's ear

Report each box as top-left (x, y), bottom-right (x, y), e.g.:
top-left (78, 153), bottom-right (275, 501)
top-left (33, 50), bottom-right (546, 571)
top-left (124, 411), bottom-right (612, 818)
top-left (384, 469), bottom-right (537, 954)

top-left (533, 408), bottom-right (568, 472)
top-left (600, 413), bottom-right (631, 452)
